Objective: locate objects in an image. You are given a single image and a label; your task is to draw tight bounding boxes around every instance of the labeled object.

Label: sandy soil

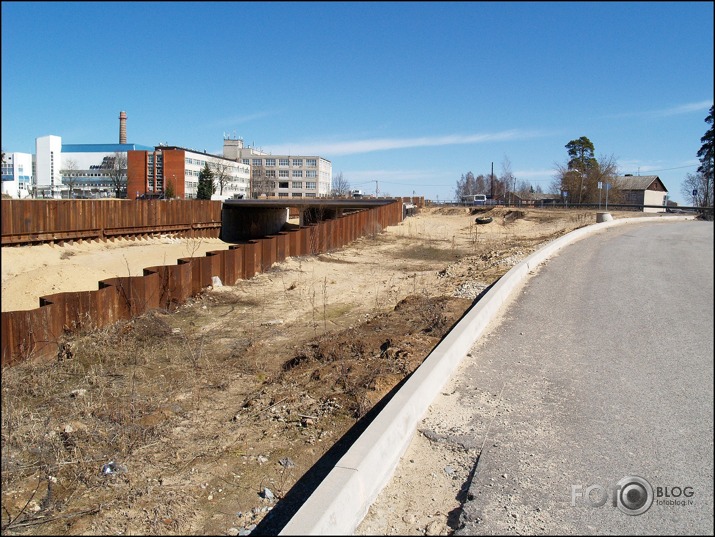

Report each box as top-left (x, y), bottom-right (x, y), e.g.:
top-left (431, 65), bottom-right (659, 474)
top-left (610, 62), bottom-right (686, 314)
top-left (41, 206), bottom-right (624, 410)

top-left (1, 207), bottom-right (653, 536)
top-left (1, 236), bottom-right (232, 312)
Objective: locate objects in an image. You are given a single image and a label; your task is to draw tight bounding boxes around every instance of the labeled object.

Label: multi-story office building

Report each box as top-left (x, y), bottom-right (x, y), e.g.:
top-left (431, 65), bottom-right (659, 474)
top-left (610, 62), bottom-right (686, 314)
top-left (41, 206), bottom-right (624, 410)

top-left (1, 152), bottom-right (34, 199)
top-left (127, 145), bottom-right (251, 200)
top-left (223, 137), bottom-right (332, 198)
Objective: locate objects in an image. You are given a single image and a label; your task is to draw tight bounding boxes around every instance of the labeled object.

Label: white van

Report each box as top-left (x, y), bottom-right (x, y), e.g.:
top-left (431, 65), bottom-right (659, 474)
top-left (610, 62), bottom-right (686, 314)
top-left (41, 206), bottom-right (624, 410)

top-left (461, 194), bottom-right (487, 205)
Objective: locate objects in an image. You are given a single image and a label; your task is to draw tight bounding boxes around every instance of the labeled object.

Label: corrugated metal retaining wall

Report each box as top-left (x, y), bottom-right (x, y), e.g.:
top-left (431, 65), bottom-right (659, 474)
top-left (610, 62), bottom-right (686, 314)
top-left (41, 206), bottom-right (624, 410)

top-left (1, 199), bottom-right (224, 245)
top-left (1, 200), bottom-right (404, 367)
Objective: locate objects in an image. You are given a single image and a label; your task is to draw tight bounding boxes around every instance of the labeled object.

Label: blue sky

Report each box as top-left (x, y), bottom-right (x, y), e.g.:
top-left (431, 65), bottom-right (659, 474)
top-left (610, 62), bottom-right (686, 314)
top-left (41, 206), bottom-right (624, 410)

top-left (2, 1), bottom-right (713, 205)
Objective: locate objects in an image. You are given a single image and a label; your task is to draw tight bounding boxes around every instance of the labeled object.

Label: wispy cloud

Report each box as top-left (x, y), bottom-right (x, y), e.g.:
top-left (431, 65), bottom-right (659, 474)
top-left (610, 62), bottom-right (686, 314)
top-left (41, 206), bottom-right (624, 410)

top-left (203, 111), bottom-right (278, 130)
top-left (606, 100), bottom-right (712, 119)
top-left (269, 129), bottom-right (548, 157)
top-left (650, 101), bottom-right (712, 117)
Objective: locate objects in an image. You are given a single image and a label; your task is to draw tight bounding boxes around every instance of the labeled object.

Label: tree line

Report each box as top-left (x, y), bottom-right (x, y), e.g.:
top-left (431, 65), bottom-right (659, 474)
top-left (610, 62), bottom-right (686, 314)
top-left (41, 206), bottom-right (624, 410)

top-left (453, 105), bottom-right (714, 209)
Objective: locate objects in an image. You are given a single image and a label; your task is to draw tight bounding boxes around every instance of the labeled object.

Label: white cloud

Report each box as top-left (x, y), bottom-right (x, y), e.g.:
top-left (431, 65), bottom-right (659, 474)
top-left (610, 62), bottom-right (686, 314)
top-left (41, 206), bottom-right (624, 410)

top-left (606, 100), bottom-right (712, 119)
top-left (268, 129), bottom-right (548, 157)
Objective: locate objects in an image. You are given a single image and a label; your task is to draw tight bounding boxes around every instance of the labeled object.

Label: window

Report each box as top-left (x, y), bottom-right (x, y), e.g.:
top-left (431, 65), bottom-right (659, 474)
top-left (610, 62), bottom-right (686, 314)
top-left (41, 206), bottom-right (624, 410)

top-left (292, 181), bottom-right (303, 189)
top-left (306, 159), bottom-right (317, 167)
top-left (279, 170), bottom-right (289, 178)
top-left (265, 158), bottom-right (276, 167)
top-left (279, 181), bottom-right (289, 189)
top-left (278, 192), bottom-right (289, 198)
top-left (292, 170), bottom-right (303, 178)
top-left (253, 158), bottom-right (262, 166)
top-left (266, 170), bottom-right (276, 178)
top-left (291, 192), bottom-right (303, 197)
top-left (243, 159), bottom-right (250, 165)
top-left (292, 159), bottom-right (303, 167)
top-left (306, 182), bottom-right (316, 189)
top-left (306, 170), bottom-right (317, 178)
top-left (279, 159), bottom-right (289, 167)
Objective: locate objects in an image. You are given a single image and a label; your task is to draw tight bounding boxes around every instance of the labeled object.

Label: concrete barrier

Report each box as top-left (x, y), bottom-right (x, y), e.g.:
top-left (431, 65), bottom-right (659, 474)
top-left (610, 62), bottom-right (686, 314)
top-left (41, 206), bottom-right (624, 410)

top-left (278, 214), bottom-right (695, 536)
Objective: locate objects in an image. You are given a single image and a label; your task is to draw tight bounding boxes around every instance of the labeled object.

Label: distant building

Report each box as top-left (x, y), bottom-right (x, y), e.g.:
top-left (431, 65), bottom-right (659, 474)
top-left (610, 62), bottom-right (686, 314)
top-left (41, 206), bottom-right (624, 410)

top-left (30, 137), bottom-right (153, 199)
top-left (1, 152), bottom-right (34, 199)
top-left (58, 142), bottom-right (154, 198)
top-left (30, 109), bottom-right (153, 199)
top-left (127, 145), bottom-right (251, 200)
top-left (223, 137), bottom-right (332, 198)
top-left (511, 192), bottom-right (563, 206)
top-left (8, 113), bottom-right (332, 200)
top-left (34, 135), bottom-right (63, 198)
top-left (616, 175), bottom-right (668, 212)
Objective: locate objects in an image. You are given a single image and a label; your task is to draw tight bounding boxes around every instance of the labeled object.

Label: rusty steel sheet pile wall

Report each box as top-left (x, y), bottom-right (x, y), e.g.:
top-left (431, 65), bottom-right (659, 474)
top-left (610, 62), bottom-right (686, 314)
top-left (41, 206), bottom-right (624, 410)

top-left (1, 199), bottom-right (224, 245)
top-left (2, 201), bottom-right (403, 367)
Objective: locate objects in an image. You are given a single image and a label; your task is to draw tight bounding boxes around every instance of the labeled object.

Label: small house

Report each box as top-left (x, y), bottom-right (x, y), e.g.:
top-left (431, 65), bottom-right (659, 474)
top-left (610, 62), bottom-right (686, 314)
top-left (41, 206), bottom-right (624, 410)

top-left (616, 175), bottom-right (668, 212)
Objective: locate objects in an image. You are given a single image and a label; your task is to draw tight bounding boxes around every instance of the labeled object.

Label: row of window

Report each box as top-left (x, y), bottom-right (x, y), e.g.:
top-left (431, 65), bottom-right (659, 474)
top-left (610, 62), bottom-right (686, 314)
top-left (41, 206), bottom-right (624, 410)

top-left (185, 180), bottom-right (248, 190)
top-left (245, 158), bottom-right (318, 168)
top-left (274, 192), bottom-right (318, 198)
top-left (277, 181), bottom-right (317, 189)
top-left (64, 172), bottom-right (111, 178)
top-left (254, 170), bottom-right (318, 178)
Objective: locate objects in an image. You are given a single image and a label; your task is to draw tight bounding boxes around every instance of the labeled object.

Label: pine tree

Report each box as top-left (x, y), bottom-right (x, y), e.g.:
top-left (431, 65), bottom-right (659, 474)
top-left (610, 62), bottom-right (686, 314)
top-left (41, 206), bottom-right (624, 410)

top-left (197, 163), bottom-right (215, 200)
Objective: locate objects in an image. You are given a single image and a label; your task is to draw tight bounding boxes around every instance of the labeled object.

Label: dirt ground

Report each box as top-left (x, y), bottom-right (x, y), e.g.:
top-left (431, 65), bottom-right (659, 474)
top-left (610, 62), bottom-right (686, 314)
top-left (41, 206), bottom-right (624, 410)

top-left (1, 206), bottom-right (655, 536)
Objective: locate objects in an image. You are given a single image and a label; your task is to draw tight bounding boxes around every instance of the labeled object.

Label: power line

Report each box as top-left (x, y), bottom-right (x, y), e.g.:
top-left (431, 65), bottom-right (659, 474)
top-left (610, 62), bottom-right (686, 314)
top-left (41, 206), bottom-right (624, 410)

top-left (630, 164), bottom-right (698, 173)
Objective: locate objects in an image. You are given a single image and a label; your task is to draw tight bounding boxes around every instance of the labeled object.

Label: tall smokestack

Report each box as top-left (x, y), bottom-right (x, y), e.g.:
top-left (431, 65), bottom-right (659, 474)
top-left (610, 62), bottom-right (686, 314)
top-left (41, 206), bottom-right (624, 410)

top-left (119, 111), bottom-right (127, 144)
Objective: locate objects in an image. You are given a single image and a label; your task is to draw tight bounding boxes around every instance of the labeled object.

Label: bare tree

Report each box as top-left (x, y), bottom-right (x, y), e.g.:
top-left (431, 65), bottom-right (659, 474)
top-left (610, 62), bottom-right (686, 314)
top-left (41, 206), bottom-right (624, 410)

top-left (516, 179), bottom-right (532, 198)
top-left (211, 160), bottom-right (233, 197)
top-left (499, 156), bottom-right (516, 203)
top-left (106, 152), bottom-right (128, 198)
top-left (251, 165), bottom-right (274, 198)
top-left (331, 172), bottom-right (351, 197)
top-left (681, 172), bottom-right (714, 208)
top-left (61, 158), bottom-right (80, 198)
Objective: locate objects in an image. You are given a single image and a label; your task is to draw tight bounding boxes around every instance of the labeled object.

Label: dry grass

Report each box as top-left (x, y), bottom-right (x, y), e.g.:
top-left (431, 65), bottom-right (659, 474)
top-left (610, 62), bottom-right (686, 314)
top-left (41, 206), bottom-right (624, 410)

top-left (2, 206), bottom-right (645, 535)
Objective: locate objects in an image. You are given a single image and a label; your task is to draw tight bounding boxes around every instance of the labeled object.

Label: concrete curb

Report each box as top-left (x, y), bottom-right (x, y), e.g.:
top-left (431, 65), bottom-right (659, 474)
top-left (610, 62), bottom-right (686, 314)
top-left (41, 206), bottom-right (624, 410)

top-left (278, 215), bottom-right (694, 536)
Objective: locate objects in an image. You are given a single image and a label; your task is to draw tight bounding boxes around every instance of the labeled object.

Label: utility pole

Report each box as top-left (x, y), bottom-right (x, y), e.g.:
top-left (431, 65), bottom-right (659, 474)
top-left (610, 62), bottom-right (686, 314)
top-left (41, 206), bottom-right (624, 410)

top-left (490, 162), bottom-right (494, 200)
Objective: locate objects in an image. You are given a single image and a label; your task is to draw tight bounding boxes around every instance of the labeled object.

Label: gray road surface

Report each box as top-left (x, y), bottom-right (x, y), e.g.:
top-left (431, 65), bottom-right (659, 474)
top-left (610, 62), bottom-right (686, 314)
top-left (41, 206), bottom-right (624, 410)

top-left (454, 220), bottom-right (714, 535)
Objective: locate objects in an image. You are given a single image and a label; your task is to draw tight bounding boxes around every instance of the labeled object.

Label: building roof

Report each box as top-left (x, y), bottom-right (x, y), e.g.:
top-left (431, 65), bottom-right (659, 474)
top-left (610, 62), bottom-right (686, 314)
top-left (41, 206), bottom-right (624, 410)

top-left (616, 175), bottom-right (667, 192)
top-left (513, 192), bottom-right (561, 201)
top-left (62, 143), bottom-right (154, 152)
top-left (152, 145), bottom-right (242, 164)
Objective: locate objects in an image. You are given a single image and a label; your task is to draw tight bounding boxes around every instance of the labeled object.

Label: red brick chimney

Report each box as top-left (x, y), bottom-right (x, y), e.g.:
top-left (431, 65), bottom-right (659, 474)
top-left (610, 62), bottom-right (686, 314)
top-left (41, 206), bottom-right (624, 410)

top-left (119, 111), bottom-right (127, 144)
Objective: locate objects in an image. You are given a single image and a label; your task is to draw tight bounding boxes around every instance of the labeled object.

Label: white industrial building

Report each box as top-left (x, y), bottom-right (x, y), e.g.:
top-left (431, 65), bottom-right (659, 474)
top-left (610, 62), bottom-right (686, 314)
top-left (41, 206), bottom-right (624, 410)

top-left (20, 130), bottom-right (154, 199)
top-left (1, 152), bottom-right (34, 199)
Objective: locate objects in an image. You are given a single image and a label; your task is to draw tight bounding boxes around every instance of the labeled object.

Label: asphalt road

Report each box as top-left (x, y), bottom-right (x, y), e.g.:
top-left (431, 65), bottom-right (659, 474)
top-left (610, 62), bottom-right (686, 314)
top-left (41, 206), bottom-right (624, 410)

top-left (453, 220), bottom-right (714, 535)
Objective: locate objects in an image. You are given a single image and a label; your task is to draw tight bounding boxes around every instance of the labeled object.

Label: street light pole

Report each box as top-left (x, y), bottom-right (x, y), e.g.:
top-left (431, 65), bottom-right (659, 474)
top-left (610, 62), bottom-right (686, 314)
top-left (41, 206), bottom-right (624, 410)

top-left (575, 169), bottom-right (585, 205)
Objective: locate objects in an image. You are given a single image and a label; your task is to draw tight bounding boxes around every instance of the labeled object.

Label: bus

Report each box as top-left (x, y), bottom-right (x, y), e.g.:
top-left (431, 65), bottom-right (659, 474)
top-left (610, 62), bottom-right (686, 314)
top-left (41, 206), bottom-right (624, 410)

top-left (460, 194), bottom-right (487, 205)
